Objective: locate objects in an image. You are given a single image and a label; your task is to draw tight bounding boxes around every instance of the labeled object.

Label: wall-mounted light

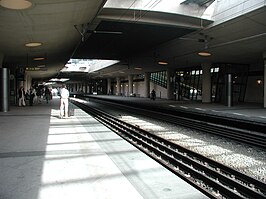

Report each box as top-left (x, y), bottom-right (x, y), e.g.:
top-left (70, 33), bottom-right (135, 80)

top-left (257, 79), bottom-right (262, 85)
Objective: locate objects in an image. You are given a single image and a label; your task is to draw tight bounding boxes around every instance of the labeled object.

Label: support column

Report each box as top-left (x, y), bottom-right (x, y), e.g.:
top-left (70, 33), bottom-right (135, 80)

top-left (263, 52), bottom-right (266, 108)
top-left (128, 75), bottom-right (133, 96)
top-left (107, 78), bottom-right (112, 95)
top-left (116, 77), bottom-right (121, 95)
top-left (0, 68), bottom-right (10, 112)
top-left (226, 74), bottom-right (232, 107)
top-left (84, 82), bottom-right (88, 94)
top-left (202, 63), bottom-right (211, 103)
top-left (144, 72), bottom-right (150, 98)
top-left (167, 69), bottom-right (175, 100)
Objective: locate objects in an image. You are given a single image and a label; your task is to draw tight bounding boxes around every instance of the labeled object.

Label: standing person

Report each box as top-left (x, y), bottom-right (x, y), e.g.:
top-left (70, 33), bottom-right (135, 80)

top-left (44, 86), bottom-right (50, 103)
top-left (29, 87), bottom-right (36, 106)
top-left (18, 86), bottom-right (26, 106)
top-left (36, 86), bottom-right (42, 104)
top-left (151, 89), bottom-right (156, 100)
top-left (60, 84), bottom-right (69, 118)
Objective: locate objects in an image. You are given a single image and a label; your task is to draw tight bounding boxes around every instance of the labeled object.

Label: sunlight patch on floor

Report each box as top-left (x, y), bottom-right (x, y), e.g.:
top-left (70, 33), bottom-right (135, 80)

top-left (37, 110), bottom-right (144, 199)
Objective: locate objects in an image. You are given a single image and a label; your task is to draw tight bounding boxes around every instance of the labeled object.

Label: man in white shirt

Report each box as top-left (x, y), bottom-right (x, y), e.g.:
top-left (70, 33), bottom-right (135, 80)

top-left (60, 84), bottom-right (70, 118)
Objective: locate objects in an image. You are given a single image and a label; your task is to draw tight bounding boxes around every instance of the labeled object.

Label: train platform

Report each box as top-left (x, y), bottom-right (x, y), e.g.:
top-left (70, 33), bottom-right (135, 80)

top-left (0, 97), bottom-right (208, 199)
top-left (87, 95), bottom-right (266, 124)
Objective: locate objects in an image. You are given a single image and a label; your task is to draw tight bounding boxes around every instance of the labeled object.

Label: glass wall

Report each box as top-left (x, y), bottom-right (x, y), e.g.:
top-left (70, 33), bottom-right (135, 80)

top-left (150, 71), bottom-right (167, 88)
top-left (174, 63), bottom-right (249, 103)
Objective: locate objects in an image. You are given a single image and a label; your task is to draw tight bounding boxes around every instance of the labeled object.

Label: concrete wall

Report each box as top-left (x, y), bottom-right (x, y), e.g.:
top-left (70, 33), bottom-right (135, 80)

top-left (150, 82), bottom-right (167, 99)
top-left (114, 80), bottom-right (167, 98)
top-left (134, 81), bottom-right (144, 97)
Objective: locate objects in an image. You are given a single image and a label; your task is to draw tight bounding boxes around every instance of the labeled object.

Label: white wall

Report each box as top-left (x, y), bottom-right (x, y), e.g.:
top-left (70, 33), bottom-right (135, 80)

top-left (130, 81), bottom-right (168, 98)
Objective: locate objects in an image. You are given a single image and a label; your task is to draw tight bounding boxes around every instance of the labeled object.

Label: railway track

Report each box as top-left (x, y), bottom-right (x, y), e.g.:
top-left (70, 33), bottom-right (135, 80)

top-left (84, 96), bottom-right (266, 148)
top-left (72, 99), bottom-right (266, 199)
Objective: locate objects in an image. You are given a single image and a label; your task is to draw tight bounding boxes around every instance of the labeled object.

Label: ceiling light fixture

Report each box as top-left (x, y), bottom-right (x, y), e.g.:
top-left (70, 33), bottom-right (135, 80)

top-left (33, 57), bottom-right (45, 61)
top-left (158, 61), bottom-right (168, 65)
top-left (0, 0), bottom-right (32, 10)
top-left (25, 42), bottom-right (42, 47)
top-left (134, 67), bottom-right (142, 70)
top-left (198, 51), bottom-right (211, 57)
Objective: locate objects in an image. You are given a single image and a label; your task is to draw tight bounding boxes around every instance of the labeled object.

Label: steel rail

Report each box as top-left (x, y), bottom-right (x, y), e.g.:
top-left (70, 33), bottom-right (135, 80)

top-left (85, 97), bottom-right (266, 148)
top-left (72, 99), bottom-right (266, 199)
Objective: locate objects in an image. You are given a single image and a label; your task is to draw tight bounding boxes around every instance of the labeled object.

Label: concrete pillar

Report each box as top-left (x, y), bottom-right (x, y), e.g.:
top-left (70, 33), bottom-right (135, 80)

top-left (82, 83), bottom-right (84, 92)
top-left (226, 74), bottom-right (232, 107)
top-left (0, 68), bottom-right (10, 112)
top-left (116, 77), bottom-right (121, 95)
top-left (167, 69), bottom-right (175, 100)
top-left (84, 82), bottom-right (88, 94)
top-left (87, 85), bottom-right (90, 94)
top-left (263, 52), bottom-right (266, 108)
top-left (24, 73), bottom-right (32, 91)
top-left (128, 75), bottom-right (133, 96)
top-left (202, 63), bottom-right (211, 103)
top-left (81, 83), bottom-right (83, 92)
top-left (144, 72), bottom-right (150, 98)
top-left (107, 78), bottom-right (112, 94)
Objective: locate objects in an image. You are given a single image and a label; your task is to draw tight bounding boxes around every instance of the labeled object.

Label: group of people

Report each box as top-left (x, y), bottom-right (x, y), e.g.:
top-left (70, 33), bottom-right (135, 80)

top-left (18, 84), bottom-right (70, 119)
top-left (18, 86), bottom-right (37, 106)
top-left (18, 86), bottom-right (52, 106)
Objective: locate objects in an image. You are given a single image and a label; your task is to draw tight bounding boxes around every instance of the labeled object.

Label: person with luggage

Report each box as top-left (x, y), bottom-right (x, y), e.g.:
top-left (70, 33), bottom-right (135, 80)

top-left (59, 84), bottom-right (69, 119)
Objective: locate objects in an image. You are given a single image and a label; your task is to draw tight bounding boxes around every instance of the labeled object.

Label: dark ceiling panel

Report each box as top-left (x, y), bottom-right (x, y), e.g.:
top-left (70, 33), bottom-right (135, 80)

top-left (73, 20), bottom-right (196, 60)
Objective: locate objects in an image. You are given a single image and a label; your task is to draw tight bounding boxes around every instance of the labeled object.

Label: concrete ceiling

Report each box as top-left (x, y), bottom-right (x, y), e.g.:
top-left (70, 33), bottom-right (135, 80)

top-left (0, 0), bottom-right (107, 80)
top-left (1, 1), bottom-right (266, 81)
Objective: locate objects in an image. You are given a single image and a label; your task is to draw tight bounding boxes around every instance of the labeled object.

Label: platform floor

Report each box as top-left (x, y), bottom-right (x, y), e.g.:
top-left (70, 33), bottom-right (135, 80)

top-left (0, 97), bottom-right (208, 199)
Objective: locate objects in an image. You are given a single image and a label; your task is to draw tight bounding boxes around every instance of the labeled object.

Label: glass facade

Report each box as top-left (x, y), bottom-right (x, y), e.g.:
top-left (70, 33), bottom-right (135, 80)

top-left (174, 63), bottom-right (249, 103)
